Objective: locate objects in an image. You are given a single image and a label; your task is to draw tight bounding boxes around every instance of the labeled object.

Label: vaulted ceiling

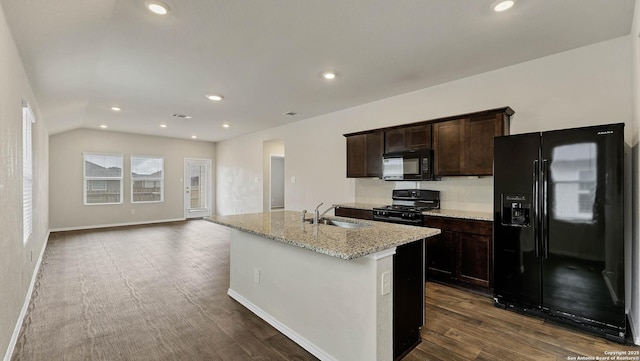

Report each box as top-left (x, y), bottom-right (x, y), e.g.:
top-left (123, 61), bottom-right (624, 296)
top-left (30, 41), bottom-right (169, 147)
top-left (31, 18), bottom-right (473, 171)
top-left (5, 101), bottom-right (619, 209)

top-left (1, 0), bottom-right (635, 141)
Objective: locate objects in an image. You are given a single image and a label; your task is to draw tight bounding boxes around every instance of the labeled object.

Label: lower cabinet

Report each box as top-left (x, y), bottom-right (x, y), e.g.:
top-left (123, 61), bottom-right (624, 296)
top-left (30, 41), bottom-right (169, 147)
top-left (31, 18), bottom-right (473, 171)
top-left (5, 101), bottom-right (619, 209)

top-left (334, 207), bottom-right (373, 220)
top-left (424, 216), bottom-right (493, 293)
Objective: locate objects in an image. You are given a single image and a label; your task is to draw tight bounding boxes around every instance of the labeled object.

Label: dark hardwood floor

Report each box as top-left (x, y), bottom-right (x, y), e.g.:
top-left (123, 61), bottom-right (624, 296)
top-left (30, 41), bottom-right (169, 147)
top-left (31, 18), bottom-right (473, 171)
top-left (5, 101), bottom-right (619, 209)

top-left (11, 220), bottom-right (639, 360)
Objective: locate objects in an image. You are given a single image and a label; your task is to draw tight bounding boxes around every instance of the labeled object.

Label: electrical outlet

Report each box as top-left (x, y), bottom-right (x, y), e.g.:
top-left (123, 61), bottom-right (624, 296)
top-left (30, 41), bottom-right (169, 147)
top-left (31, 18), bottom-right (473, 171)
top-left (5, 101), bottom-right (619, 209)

top-left (254, 268), bottom-right (261, 284)
top-left (130, 209), bottom-right (135, 215)
top-left (381, 271), bottom-right (391, 295)
top-left (291, 176), bottom-right (296, 183)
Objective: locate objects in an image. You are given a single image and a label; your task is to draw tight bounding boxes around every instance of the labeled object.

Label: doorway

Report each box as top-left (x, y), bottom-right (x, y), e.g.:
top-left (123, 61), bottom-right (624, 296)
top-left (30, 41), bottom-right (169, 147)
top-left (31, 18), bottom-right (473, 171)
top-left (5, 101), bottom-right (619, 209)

top-left (270, 155), bottom-right (285, 209)
top-left (184, 158), bottom-right (212, 218)
top-left (263, 140), bottom-right (285, 212)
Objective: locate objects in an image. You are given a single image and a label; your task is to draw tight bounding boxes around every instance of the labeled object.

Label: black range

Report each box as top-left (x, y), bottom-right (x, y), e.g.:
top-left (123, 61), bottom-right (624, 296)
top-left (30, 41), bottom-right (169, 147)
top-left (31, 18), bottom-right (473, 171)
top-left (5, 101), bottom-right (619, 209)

top-left (373, 189), bottom-right (440, 226)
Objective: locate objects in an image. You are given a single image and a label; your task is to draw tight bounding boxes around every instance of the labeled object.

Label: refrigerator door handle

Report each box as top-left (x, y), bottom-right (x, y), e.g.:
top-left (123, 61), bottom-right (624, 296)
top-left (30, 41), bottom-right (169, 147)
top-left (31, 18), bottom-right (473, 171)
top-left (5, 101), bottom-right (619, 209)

top-left (533, 160), bottom-right (539, 258)
top-left (542, 159), bottom-right (549, 259)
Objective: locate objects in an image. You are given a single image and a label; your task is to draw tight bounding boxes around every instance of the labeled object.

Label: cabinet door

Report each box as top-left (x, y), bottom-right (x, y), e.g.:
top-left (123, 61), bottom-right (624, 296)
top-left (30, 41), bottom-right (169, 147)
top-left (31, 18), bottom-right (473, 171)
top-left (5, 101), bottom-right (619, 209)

top-left (384, 128), bottom-right (407, 153)
top-left (458, 232), bottom-right (492, 288)
top-left (406, 124), bottom-right (431, 150)
top-left (426, 231), bottom-right (456, 280)
top-left (464, 115), bottom-right (499, 175)
top-left (433, 119), bottom-right (465, 176)
top-left (334, 207), bottom-right (373, 220)
top-left (364, 132), bottom-right (383, 177)
top-left (385, 125), bottom-right (432, 153)
top-left (346, 132), bottom-right (383, 178)
top-left (346, 134), bottom-right (366, 177)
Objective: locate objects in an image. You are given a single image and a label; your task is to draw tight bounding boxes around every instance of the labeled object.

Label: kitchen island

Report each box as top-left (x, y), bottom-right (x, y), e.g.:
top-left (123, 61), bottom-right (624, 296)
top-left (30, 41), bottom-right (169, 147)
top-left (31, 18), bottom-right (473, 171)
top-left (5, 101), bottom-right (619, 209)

top-left (208, 211), bottom-right (439, 361)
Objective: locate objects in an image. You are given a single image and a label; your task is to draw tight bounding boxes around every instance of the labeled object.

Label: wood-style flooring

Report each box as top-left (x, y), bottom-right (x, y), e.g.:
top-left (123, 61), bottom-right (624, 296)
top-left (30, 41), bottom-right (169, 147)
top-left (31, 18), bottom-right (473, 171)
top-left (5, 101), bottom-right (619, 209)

top-left (11, 220), bottom-right (639, 360)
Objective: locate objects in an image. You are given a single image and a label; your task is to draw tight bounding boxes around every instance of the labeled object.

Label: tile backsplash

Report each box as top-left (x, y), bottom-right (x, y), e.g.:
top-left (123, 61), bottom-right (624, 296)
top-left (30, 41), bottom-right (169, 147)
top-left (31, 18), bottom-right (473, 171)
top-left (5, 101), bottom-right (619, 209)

top-left (355, 177), bottom-right (493, 213)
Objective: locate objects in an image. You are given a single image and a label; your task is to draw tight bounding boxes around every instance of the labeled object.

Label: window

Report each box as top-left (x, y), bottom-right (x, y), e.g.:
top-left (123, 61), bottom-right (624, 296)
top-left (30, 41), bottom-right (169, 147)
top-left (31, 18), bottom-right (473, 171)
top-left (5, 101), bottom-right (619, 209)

top-left (83, 153), bottom-right (123, 205)
top-left (23, 101), bottom-right (35, 244)
top-left (131, 156), bottom-right (164, 203)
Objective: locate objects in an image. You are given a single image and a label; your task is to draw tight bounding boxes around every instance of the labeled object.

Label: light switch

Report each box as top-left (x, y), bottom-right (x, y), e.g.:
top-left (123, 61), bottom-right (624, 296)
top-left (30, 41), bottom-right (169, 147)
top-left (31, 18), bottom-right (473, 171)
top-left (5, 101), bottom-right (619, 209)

top-left (291, 176), bottom-right (296, 183)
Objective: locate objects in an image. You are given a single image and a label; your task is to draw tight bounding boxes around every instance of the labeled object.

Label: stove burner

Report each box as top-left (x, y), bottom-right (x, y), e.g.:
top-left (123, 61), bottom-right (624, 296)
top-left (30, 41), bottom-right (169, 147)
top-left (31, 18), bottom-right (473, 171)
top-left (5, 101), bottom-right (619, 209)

top-left (372, 189), bottom-right (440, 226)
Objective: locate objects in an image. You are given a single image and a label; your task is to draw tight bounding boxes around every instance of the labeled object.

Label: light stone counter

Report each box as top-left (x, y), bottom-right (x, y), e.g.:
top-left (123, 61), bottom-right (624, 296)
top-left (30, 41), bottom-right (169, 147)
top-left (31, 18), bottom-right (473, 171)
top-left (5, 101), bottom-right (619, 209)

top-left (208, 210), bottom-right (439, 260)
top-left (422, 209), bottom-right (493, 221)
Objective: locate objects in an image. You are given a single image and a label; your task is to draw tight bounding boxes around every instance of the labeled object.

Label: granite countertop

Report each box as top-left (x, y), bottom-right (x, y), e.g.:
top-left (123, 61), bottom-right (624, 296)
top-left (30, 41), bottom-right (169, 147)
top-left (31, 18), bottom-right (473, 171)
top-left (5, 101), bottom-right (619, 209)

top-left (422, 209), bottom-right (493, 221)
top-left (334, 203), bottom-right (493, 221)
top-left (207, 211), bottom-right (440, 260)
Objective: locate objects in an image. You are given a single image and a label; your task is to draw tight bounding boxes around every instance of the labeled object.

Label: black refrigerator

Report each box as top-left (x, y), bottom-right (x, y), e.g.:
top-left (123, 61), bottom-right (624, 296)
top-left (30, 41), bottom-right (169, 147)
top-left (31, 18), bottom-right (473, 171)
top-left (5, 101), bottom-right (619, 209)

top-left (493, 123), bottom-right (626, 342)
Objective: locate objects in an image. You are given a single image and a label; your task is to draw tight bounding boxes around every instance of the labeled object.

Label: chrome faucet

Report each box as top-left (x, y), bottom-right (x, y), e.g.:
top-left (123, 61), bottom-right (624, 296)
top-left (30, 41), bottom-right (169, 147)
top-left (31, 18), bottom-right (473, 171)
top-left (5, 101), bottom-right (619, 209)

top-left (301, 209), bottom-right (307, 222)
top-left (319, 205), bottom-right (337, 219)
top-left (313, 203), bottom-right (324, 225)
top-left (313, 203), bottom-right (337, 225)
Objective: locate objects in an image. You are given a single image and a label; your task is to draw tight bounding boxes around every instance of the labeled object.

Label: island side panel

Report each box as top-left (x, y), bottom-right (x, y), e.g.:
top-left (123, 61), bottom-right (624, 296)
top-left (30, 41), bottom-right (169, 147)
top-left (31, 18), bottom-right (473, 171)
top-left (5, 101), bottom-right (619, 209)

top-left (228, 229), bottom-right (393, 361)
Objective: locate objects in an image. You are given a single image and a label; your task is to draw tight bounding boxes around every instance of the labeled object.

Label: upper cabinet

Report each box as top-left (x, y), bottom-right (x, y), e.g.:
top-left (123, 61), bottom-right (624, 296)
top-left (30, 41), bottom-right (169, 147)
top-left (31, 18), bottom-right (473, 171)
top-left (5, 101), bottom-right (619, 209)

top-left (345, 107), bottom-right (513, 178)
top-left (384, 124), bottom-right (432, 153)
top-left (346, 131), bottom-right (384, 178)
top-left (432, 119), bottom-right (465, 175)
top-left (433, 109), bottom-right (513, 176)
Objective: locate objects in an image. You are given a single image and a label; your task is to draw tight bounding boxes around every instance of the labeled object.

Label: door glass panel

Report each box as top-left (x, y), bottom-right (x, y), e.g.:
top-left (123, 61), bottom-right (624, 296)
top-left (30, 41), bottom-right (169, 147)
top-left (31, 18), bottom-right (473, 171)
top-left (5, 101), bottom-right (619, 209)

top-left (189, 164), bottom-right (207, 210)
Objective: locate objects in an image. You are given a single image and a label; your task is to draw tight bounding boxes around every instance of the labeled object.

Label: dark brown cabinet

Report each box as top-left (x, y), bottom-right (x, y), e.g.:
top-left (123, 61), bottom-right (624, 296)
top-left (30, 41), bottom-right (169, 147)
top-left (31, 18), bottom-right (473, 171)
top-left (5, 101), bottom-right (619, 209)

top-left (424, 216), bottom-right (493, 293)
top-left (345, 131), bottom-right (384, 178)
top-left (432, 119), bottom-right (465, 175)
top-left (432, 109), bottom-right (512, 176)
top-left (334, 207), bottom-right (373, 220)
top-left (344, 107), bottom-right (513, 179)
top-left (385, 124), bottom-right (432, 153)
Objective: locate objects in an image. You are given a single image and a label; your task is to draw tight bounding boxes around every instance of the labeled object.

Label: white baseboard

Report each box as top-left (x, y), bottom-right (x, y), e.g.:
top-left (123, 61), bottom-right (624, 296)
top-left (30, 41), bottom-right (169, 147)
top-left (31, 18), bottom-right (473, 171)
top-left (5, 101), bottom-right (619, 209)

top-left (49, 218), bottom-right (186, 232)
top-left (227, 288), bottom-right (337, 361)
top-left (4, 231), bottom-right (50, 361)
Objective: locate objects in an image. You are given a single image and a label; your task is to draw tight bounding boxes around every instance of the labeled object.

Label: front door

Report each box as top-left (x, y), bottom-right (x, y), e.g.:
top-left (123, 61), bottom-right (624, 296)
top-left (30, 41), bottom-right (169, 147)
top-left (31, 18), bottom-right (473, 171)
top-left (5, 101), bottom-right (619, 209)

top-left (184, 158), bottom-right (211, 218)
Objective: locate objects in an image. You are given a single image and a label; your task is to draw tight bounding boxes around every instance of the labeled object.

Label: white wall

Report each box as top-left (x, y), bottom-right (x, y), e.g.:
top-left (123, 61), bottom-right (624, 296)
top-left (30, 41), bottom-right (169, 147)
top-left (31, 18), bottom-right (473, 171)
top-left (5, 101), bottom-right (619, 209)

top-left (0, 3), bottom-right (49, 359)
top-left (49, 129), bottom-right (216, 230)
top-left (216, 36), bottom-right (633, 216)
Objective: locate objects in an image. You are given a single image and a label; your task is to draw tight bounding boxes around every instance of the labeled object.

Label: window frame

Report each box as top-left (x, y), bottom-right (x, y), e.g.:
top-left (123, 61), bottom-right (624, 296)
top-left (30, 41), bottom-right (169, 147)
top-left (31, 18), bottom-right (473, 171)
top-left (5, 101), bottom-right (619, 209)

top-left (22, 101), bottom-right (35, 244)
top-left (130, 155), bottom-right (164, 204)
top-left (83, 152), bottom-right (124, 205)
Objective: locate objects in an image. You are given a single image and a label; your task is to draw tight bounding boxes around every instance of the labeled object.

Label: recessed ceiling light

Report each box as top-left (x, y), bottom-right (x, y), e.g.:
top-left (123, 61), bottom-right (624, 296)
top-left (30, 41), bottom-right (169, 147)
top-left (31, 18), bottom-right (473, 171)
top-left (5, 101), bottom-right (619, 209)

top-left (222, 123), bottom-right (230, 128)
top-left (146, 1), bottom-right (169, 15)
top-left (99, 124), bottom-right (108, 129)
top-left (191, 135), bottom-right (197, 139)
top-left (160, 124), bottom-right (167, 128)
top-left (493, 0), bottom-right (514, 12)
top-left (111, 106), bottom-right (121, 111)
top-left (206, 94), bottom-right (224, 101)
top-left (322, 72), bottom-right (336, 80)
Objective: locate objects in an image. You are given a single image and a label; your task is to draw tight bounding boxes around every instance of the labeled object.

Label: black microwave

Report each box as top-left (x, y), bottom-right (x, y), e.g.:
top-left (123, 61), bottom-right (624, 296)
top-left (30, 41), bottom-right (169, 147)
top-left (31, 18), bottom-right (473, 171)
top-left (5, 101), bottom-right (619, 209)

top-left (382, 150), bottom-right (435, 181)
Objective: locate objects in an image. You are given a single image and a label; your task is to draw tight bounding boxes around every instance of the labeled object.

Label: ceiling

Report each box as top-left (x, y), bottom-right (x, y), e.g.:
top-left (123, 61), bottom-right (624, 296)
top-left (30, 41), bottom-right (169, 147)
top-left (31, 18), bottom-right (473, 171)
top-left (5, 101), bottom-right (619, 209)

top-left (1, 0), bottom-right (635, 142)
